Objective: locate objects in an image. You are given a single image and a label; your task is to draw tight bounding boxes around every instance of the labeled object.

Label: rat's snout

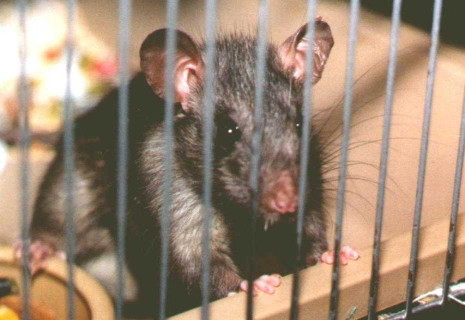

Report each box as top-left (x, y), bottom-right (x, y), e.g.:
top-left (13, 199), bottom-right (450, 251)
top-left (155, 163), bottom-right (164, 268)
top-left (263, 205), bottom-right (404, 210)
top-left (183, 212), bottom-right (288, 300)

top-left (261, 171), bottom-right (298, 215)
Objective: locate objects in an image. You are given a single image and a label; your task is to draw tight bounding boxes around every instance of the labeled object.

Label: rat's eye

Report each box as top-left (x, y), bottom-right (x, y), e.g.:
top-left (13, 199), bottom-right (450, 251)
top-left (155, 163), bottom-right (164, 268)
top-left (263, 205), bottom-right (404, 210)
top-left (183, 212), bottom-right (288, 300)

top-left (225, 125), bottom-right (240, 136)
top-left (295, 114), bottom-right (303, 136)
top-left (214, 115), bottom-right (242, 157)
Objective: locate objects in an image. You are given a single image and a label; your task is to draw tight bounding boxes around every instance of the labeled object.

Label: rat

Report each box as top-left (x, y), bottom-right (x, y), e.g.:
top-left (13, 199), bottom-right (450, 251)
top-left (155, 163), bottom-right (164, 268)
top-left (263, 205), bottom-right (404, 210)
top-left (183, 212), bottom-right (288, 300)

top-left (18, 18), bottom-right (359, 317)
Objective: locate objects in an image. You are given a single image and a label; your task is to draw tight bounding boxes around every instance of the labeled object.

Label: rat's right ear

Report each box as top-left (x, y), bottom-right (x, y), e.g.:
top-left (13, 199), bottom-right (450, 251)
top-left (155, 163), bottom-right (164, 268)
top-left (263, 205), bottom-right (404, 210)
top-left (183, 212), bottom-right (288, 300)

top-left (140, 29), bottom-right (204, 112)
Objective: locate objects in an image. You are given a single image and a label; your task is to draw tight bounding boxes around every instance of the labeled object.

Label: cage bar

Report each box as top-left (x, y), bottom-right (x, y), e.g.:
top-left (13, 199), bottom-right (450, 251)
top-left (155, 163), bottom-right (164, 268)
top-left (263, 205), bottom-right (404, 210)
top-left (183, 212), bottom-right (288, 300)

top-left (201, 0), bottom-right (218, 319)
top-left (247, 1), bottom-right (270, 319)
top-left (63, 0), bottom-right (78, 319)
top-left (159, 1), bottom-right (180, 319)
top-left (116, 0), bottom-right (131, 319)
top-left (329, 0), bottom-right (360, 319)
top-left (441, 87), bottom-right (465, 305)
top-left (17, 0), bottom-right (31, 319)
top-left (289, 1), bottom-right (318, 319)
top-left (404, 0), bottom-right (443, 317)
top-left (367, 0), bottom-right (403, 319)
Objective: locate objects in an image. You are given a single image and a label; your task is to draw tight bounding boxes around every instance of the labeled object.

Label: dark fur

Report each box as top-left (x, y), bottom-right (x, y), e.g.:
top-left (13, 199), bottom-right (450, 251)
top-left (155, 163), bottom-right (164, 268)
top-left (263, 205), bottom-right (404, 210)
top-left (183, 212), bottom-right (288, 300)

top-left (31, 34), bottom-right (327, 317)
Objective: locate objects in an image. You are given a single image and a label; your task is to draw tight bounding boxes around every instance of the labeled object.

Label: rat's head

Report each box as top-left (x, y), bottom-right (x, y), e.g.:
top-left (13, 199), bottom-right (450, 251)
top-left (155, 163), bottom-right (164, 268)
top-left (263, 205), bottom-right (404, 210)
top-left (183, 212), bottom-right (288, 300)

top-left (140, 19), bottom-right (334, 226)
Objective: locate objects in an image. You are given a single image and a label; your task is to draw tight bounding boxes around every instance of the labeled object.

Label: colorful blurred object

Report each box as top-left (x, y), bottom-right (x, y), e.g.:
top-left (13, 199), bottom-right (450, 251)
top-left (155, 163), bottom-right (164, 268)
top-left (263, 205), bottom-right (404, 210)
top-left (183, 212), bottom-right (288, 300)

top-left (0, 305), bottom-right (19, 320)
top-left (0, 0), bottom-right (119, 146)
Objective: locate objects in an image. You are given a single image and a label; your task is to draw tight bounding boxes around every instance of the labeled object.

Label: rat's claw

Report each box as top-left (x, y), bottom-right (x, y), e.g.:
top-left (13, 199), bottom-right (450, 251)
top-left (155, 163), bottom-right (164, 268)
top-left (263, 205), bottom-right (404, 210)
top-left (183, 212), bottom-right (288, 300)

top-left (320, 245), bottom-right (360, 265)
top-left (239, 274), bottom-right (281, 296)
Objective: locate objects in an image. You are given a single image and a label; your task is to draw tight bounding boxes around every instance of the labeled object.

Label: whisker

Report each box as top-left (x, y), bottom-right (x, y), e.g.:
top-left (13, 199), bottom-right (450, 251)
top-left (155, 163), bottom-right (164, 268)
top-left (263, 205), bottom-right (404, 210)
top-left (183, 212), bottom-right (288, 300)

top-left (322, 137), bottom-right (425, 164)
top-left (321, 114), bottom-right (419, 150)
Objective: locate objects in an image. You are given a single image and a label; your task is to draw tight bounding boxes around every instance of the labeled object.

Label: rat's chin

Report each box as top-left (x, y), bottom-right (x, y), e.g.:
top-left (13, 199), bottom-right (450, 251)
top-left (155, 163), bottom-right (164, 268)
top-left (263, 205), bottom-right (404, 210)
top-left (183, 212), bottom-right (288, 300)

top-left (262, 211), bottom-right (281, 231)
top-left (262, 210), bottom-right (298, 230)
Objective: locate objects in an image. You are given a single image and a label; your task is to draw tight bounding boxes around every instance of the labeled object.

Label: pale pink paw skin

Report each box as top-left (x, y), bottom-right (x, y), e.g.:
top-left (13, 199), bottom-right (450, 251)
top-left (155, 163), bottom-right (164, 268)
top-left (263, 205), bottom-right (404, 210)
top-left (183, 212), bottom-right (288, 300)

top-left (320, 245), bottom-right (360, 265)
top-left (238, 274), bottom-right (282, 296)
top-left (14, 240), bottom-right (63, 274)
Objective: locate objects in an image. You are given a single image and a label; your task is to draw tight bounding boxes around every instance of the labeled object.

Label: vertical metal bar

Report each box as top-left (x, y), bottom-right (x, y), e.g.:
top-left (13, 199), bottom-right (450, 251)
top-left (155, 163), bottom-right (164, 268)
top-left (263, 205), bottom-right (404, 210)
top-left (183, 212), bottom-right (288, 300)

top-left (329, 0), bottom-right (360, 319)
top-left (116, 0), bottom-right (131, 319)
top-left (17, 0), bottom-right (31, 319)
top-left (63, 0), bottom-right (77, 319)
top-left (367, 0), bottom-right (403, 318)
top-left (289, 1), bottom-right (317, 319)
top-left (404, 0), bottom-right (443, 317)
top-left (201, 0), bottom-right (217, 319)
top-left (159, 1), bottom-right (179, 319)
top-left (441, 88), bottom-right (465, 306)
top-left (247, 1), bottom-right (269, 319)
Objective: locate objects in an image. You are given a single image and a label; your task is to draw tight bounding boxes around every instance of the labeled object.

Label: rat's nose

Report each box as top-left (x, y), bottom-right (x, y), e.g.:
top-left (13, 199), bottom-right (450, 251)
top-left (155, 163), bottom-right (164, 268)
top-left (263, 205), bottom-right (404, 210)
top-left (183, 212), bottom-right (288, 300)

top-left (262, 171), bottom-right (298, 214)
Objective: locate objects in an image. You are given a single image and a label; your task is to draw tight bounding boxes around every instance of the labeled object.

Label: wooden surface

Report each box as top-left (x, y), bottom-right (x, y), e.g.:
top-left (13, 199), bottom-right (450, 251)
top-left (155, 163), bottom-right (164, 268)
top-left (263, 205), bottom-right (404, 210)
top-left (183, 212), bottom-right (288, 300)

top-left (171, 214), bottom-right (465, 319)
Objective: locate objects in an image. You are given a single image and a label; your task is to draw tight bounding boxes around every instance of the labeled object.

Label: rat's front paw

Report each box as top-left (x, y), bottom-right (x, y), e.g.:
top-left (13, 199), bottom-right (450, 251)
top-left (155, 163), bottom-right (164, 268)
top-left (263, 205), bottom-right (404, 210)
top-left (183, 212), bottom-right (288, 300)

top-left (14, 240), bottom-right (64, 274)
top-left (237, 274), bottom-right (282, 296)
top-left (320, 245), bottom-right (360, 265)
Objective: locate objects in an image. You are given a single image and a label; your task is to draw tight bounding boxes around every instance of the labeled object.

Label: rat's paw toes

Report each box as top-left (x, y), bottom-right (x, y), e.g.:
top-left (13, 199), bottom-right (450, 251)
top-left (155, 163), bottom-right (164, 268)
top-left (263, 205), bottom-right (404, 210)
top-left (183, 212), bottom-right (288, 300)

top-left (320, 245), bottom-right (360, 265)
top-left (341, 245), bottom-right (360, 260)
top-left (253, 275), bottom-right (279, 294)
top-left (239, 280), bottom-right (258, 296)
top-left (320, 251), bottom-right (334, 264)
top-left (14, 240), bottom-right (60, 273)
top-left (267, 274), bottom-right (282, 286)
top-left (239, 274), bottom-right (282, 295)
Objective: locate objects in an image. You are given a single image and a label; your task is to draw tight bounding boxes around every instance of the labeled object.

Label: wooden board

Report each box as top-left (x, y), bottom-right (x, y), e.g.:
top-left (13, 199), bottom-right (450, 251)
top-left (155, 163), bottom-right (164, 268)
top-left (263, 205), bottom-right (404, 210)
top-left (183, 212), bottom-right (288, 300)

top-left (171, 214), bottom-right (465, 319)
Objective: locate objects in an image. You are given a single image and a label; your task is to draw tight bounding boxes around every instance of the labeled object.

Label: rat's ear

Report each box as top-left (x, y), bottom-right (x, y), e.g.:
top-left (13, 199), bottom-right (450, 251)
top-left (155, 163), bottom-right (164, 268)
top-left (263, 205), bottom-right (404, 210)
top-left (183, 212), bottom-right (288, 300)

top-left (278, 18), bottom-right (334, 84)
top-left (140, 29), bottom-right (204, 112)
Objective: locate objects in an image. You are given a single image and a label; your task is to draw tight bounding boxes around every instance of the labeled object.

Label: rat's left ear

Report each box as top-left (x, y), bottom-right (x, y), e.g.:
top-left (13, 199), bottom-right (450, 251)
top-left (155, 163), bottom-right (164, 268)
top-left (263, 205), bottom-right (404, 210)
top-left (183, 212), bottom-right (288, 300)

top-left (278, 18), bottom-right (334, 84)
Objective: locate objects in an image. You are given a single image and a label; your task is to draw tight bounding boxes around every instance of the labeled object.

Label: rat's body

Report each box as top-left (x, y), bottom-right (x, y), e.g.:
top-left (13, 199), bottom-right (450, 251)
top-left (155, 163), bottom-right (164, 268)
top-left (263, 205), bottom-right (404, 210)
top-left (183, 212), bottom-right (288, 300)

top-left (27, 20), bottom-right (352, 317)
